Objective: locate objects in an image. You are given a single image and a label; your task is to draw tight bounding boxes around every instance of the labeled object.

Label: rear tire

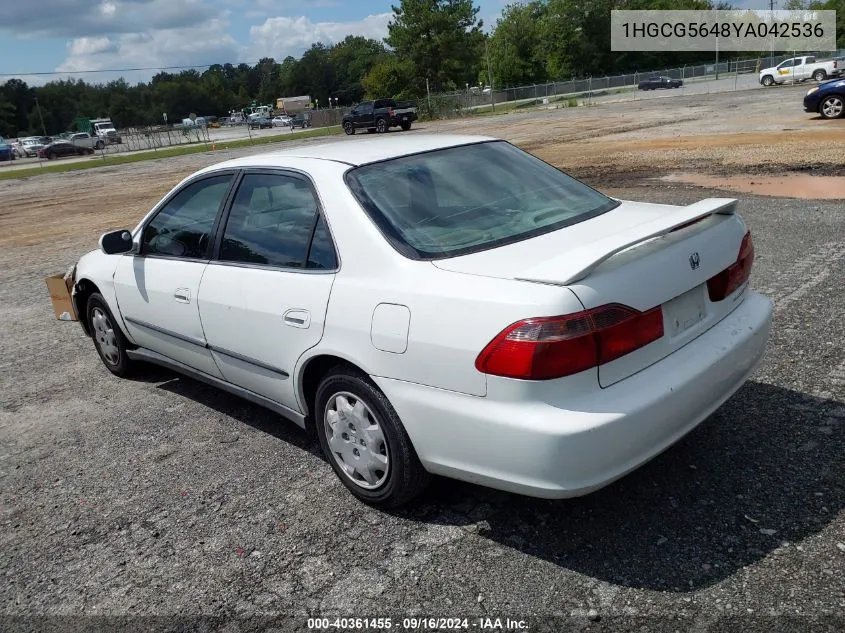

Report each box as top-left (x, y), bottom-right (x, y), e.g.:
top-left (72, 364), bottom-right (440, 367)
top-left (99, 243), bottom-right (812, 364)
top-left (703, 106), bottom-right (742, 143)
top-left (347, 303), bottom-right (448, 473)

top-left (813, 70), bottom-right (827, 82)
top-left (87, 293), bottom-right (134, 377)
top-left (343, 122), bottom-right (355, 135)
top-left (400, 121), bottom-right (412, 131)
top-left (95, 140), bottom-right (104, 150)
top-left (315, 366), bottom-right (430, 507)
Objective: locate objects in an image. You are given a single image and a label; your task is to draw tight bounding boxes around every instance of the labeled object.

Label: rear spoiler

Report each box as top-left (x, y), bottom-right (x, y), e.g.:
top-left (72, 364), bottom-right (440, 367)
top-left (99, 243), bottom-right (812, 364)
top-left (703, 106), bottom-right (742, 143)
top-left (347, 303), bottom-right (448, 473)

top-left (517, 198), bottom-right (737, 286)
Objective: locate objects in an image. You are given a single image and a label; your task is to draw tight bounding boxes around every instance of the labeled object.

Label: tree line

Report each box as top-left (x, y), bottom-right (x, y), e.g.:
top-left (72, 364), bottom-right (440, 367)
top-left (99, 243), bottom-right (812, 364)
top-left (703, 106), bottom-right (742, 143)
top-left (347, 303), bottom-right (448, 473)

top-left (1, 0), bottom-right (843, 137)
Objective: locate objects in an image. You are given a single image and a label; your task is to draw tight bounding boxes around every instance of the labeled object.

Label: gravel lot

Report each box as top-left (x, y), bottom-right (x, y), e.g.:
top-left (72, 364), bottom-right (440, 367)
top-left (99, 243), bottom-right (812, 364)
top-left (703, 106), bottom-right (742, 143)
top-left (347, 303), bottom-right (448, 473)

top-left (1, 86), bottom-right (843, 632)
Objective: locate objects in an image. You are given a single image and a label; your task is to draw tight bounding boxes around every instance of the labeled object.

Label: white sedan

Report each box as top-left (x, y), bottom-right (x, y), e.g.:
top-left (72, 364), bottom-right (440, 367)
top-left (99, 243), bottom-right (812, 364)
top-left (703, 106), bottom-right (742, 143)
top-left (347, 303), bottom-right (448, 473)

top-left (272, 116), bottom-right (292, 127)
top-left (71, 135), bottom-right (773, 506)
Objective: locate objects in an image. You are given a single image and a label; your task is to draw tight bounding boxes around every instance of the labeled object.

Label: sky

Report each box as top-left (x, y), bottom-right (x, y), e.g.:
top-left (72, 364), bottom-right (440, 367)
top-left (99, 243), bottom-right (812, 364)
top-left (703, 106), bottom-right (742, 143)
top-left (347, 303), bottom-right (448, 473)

top-left (0, 0), bottom-right (510, 85)
top-left (0, 0), bottom-right (770, 86)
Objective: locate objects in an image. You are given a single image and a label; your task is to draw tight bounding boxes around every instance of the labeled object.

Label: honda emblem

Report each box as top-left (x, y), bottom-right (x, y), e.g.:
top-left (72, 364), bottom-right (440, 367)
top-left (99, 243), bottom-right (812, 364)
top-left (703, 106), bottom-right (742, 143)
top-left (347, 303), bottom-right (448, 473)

top-left (689, 252), bottom-right (701, 270)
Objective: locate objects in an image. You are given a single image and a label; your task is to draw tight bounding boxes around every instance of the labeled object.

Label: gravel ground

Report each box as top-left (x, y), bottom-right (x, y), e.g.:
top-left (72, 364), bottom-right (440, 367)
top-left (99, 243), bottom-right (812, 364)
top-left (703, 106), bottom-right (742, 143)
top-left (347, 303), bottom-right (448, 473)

top-left (1, 88), bottom-right (844, 632)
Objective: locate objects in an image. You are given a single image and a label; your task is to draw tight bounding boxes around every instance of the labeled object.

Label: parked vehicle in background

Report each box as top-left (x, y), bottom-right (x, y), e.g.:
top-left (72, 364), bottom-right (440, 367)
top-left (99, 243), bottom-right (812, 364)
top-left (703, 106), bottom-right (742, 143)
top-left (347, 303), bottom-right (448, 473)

top-left (18, 137), bottom-right (47, 157)
top-left (272, 115), bottom-right (292, 127)
top-left (69, 132), bottom-right (105, 150)
top-left (248, 116), bottom-right (273, 129)
top-left (289, 112), bottom-right (312, 129)
top-left (804, 77), bottom-right (845, 119)
top-left (275, 95), bottom-right (311, 116)
top-left (0, 136), bottom-right (14, 161)
top-left (11, 140), bottom-right (26, 159)
top-left (71, 135), bottom-right (772, 507)
top-left (638, 76), bottom-right (683, 90)
top-left (342, 98), bottom-right (418, 134)
top-left (760, 56), bottom-right (841, 86)
top-left (38, 140), bottom-right (94, 159)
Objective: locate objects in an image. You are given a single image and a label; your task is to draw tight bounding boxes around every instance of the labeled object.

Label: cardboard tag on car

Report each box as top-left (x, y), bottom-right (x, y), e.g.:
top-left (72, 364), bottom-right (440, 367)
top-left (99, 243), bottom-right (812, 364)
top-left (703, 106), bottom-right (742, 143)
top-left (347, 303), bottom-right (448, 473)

top-left (45, 267), bottom-right (78, 321)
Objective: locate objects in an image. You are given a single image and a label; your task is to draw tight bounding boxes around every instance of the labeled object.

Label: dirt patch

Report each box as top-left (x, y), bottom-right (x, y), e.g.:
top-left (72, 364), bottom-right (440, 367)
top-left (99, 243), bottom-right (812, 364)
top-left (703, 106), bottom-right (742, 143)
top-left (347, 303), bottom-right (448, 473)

top-left (661, 173), bottom-right (845, 199)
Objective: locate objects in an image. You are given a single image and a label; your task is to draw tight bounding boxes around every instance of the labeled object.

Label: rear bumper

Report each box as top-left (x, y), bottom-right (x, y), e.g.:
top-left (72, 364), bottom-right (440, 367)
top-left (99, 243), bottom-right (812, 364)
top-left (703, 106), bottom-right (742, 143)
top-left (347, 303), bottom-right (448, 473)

top-left (374, 290), bottom-right (773, 498)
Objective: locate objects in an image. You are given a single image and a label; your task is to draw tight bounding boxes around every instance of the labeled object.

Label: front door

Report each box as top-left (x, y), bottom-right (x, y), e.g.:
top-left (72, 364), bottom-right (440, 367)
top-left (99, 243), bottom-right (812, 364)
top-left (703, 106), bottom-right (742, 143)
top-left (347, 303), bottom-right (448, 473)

top-left (114, 172), bottom-right (235, 377)
top-left (198, 171), bottom-right (338, 412)
top-left (356, 103), bottom-right (374, 129)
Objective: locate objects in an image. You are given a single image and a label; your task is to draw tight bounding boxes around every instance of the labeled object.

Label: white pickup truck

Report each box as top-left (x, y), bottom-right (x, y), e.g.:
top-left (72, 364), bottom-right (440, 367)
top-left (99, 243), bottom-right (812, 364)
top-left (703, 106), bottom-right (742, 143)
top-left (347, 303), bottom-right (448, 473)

top-left (760, 56), bottom-right (841, 86)
top-left (69, 132), bottom-right (106, 150)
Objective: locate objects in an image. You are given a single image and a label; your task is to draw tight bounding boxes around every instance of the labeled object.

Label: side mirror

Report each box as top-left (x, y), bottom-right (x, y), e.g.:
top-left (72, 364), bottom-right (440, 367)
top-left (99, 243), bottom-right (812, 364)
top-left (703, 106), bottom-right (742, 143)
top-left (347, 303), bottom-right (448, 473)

top-left (100, 229), bottom-right (134, 255)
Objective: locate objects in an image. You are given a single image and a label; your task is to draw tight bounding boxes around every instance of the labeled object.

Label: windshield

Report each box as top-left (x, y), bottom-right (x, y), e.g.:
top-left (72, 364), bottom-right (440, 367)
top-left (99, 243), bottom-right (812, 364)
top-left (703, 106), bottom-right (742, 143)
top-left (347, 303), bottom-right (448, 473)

top-left (345, 140), bottom-right (618, 259)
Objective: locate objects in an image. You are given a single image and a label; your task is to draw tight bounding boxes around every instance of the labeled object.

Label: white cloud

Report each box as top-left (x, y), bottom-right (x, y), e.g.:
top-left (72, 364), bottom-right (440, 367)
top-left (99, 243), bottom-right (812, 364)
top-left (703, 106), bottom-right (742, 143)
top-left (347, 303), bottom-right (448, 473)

top-left (56, 18), bottom-right (242, 82)
top-left (249, 12), bottom-right (391, 59)
top-left (67, 36), bottom-right (119, 57)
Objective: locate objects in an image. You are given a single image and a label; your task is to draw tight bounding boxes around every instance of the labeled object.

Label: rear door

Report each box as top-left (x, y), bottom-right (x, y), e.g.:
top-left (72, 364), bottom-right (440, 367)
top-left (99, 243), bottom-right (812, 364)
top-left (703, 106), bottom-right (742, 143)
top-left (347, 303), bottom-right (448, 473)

top-left (198, 170), bottom-right (337, 412)
top-left (113, 172), bottom-right (235, 377)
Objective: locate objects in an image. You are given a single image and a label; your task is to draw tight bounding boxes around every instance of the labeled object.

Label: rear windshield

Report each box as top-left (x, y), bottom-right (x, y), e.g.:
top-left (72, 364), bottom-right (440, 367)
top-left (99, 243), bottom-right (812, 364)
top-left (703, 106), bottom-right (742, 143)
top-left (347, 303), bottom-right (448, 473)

top-left (345, 140), bottom-right (618, 259)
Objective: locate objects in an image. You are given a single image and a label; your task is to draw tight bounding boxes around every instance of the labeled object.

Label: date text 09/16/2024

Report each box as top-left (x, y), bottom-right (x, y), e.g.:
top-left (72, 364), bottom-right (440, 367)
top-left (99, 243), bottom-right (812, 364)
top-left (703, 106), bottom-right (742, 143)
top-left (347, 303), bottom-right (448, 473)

top-left (307, 617), bottom-right (530, 631)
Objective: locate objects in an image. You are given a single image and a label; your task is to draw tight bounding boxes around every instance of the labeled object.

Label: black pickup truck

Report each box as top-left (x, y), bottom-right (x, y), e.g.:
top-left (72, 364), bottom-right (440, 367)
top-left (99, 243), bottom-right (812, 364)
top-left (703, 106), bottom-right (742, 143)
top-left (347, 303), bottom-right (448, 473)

top-left (342, 98), bottom-right (417, 134)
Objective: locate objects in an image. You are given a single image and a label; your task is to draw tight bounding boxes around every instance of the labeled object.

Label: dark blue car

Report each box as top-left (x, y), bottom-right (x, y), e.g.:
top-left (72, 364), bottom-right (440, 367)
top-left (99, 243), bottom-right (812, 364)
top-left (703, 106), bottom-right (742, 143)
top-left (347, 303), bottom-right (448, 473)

top-left (0, 136), bottom-right (14, 162)
top-left (803, 78), bottom-right (845, 119)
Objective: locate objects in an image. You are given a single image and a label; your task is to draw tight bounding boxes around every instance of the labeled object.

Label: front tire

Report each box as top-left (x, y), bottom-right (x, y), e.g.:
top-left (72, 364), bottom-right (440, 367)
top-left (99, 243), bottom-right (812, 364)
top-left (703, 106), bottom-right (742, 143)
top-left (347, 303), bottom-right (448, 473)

top-left (761, 75), bottom-right (775, 87)
top-left (343, 122), bottom-right (355, 135)
top-left (87, 293), bottom-right (134, 377)
top-left (315, 367), bottom-right (430, 507)
top-left (819, 95), bottom-right (844, 119)
top-left (376, 118), bottom-right (388, 133)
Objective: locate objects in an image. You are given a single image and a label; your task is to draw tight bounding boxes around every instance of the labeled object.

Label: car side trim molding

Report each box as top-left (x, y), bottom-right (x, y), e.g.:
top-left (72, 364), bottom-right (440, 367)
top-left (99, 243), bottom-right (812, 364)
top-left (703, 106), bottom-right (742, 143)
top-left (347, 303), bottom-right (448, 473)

top-left (124, 316), bottom-right (207, 348)
top-left (124, 316), bottom-right (290, 379)
top-left (126, 348), bottom-right (306, 429)
top-left (208, 345), bottom-right (290, 378)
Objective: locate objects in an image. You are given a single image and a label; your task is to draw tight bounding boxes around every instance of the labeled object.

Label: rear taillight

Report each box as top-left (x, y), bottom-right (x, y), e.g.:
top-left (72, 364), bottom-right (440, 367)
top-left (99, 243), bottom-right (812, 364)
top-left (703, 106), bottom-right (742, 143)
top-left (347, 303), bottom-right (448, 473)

top-left (475, 303), bottom-right (664, 380)
top-left (388, 108), bottom-right (395, 116)
top-left (706, 230), bottom-right (754, 302)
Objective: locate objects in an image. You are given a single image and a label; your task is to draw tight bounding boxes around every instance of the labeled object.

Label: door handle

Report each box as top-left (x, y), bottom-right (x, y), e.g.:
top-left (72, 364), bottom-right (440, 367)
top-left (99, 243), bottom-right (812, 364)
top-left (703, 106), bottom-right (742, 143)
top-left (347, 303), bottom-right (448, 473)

top-left (174, 288), bottom-right (191, 303)
top-left (283, 309), bottom-right (311, 329)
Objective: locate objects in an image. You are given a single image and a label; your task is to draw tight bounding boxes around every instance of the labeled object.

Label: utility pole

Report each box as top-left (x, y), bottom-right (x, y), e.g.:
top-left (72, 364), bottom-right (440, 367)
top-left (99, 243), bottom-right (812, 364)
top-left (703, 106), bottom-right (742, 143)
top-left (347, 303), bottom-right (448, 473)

top-left (715, 36), bottom-right (719, 80)
top-left (485, 37), bottom-right (494, 111)
top-left (426, 77), bottom-right (431, 112)
top-left (34, 96), bottom-right (47, 136)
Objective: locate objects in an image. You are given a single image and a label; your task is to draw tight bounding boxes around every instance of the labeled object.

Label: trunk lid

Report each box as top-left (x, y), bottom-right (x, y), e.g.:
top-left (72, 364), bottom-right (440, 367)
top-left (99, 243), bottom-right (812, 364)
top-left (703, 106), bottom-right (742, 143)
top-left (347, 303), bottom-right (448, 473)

top-left (434, 198), bottom-right (749, 387)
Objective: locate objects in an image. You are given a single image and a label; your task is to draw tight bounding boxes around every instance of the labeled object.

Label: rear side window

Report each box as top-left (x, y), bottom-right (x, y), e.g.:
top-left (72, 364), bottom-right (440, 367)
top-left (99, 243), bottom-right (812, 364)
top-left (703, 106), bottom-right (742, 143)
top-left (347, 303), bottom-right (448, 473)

top-left (142, 174), bottom-right (232, 259)
top-left (306, 215), bottom-right (338, 270)
top-left (218, 173), bottom-right (330, 269)
top-left (346, 141), bottom-right (618, 259)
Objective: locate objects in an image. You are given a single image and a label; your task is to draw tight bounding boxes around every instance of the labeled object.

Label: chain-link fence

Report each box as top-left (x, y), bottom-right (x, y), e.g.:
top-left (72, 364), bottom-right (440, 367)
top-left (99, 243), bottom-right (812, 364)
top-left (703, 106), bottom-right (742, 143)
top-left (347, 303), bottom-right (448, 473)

top-left (422, 49), bottom-right (845, 119)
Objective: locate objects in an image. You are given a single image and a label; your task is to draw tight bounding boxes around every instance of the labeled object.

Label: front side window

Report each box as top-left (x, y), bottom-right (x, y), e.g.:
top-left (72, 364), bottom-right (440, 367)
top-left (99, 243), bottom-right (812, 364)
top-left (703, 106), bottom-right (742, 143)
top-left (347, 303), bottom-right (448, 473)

top-left (219, 173), bottom-right (325, 268)
top-left (346, 141), bottom-right (618, 259)
top-left (778, 59), bottom-right (794, 69)
top-left (142, 174), bottom-right (232, 258)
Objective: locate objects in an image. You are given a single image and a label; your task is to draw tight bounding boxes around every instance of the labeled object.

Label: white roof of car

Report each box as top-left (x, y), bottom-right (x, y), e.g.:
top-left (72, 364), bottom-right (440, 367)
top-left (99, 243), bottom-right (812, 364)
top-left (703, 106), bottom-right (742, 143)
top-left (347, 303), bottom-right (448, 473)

top-left (210, 134), bottom-right (498, 170)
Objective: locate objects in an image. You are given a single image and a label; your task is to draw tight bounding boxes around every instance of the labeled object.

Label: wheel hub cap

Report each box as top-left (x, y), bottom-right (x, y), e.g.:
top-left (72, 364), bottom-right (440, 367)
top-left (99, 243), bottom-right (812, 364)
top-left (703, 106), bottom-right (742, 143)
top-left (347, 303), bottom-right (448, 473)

top-left (325, 392), bottom-right (389, 490)
top-left (91, 307), bottom-right (120, 366)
